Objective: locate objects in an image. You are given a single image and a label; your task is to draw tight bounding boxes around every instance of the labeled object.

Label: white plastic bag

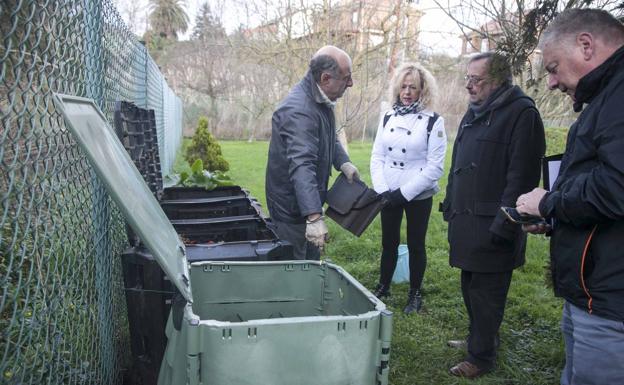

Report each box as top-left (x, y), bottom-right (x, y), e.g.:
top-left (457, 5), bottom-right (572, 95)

top-left (391, 244), bottom-right (410, 283)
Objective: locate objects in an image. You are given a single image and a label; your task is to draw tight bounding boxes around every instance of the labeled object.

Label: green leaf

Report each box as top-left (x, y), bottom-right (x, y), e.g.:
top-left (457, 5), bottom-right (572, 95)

top-left (215, 179), bottom-right (234, 187)
top-left (203, 180), bottom-right (217, 190)
top-left (193, 172), bottom-right (209, 185)
top-left (191, 159), bottom-right (203, 174)
top-left (213, 171), bottom-right (231, 180)
top-left (163, 173), bottom-right (181, 186)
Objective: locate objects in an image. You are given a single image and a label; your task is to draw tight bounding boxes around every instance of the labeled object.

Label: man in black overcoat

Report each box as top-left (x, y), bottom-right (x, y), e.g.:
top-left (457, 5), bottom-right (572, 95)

top-left (439, 52), bottom-right (545, 378)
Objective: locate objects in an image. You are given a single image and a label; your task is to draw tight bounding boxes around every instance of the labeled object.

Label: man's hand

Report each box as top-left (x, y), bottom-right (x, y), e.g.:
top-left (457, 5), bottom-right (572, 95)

top-left (340, 162), bottom-right (360, 183)
top-left (516, 188), bottom-right (547, 216)
top-left (305, 215), bottom-right (329, 249)
top-left (522, 222), bottom-right (552, 234)
top-left (517, 188), bottom-right (551, 234)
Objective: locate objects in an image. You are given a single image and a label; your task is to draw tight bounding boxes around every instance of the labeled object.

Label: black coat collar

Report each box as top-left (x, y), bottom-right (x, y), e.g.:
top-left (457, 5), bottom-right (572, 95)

top-left (574, 45), bottom-right (624, 112)
top-left (465, 85), bottom-right (529, 124)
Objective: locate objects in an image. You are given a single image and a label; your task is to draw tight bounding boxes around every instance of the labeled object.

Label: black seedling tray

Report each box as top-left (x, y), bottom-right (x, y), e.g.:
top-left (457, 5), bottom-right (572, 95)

top-left (171, 215), bottom-right (276, 244)
top-left (160, 196), bottom-right (262, 220)
top-left (161, 185), bottom-right (248, 200)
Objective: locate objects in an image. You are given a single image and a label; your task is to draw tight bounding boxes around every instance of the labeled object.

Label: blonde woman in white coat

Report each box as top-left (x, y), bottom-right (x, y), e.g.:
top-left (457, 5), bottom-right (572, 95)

top-left (370, 62), bottom-right (447, 314)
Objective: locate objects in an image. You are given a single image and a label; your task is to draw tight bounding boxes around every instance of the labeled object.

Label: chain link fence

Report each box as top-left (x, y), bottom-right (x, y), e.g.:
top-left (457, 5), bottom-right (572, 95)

top-left (1, 1), bottom-right (182, 384)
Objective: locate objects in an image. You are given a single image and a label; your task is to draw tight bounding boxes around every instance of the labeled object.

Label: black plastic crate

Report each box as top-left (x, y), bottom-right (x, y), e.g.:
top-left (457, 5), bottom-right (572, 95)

top-left (160, 196), bottom-right (261, 220)
top-left (121, 249), bottom-right (170, 385)
top-left (161, 185), bottom-right (248, 200)
top-left (171, 215), bottom-right (276, 244)
top-left (185, 238), bottom-right (292, 261)
top-left (114, 101), bottom-right (163, 198)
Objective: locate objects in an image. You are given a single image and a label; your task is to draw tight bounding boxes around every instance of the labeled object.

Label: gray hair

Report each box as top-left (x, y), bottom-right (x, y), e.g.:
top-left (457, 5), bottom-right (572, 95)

top-left (468, 51), bottom-right (513, 86)
top-left (309, 55), bottom-right (340, 82)
top-left (388, 62), bottom-right (438, 110)
top-left (539, 8), bottom-right (624, 49)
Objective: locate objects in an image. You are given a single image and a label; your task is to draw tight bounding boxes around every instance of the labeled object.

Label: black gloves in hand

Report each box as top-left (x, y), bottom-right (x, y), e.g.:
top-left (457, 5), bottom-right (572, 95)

top-left (380, 191), bottom-right (392, 204)
top-left (381, 189), bottom-right (408, 208)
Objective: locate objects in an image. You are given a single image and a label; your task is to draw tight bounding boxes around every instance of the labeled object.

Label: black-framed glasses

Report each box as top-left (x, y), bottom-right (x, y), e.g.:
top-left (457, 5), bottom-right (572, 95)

top-left (464, 75), bottom-right (486, 85)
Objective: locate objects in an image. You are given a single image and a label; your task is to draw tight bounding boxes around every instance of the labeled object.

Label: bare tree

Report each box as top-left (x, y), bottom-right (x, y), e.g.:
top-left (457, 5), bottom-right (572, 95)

top-left (433, 0), bottom-right (624, 128)
top-left (113, 0), bottom-right (145, 35)
top-left (156, 0), bottom-right (447, 143)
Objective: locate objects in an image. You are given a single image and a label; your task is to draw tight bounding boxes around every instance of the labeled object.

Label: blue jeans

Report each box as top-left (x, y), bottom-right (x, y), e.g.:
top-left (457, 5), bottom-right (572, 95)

top-left (560, 301), bottom-right (624, 385)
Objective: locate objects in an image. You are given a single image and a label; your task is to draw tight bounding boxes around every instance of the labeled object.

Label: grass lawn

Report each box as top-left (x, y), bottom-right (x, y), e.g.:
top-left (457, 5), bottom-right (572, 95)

top-left (204, 140), bottom-right (564, 385)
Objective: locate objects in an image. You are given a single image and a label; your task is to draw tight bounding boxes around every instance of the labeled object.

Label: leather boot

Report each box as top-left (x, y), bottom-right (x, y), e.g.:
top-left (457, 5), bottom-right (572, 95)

top-left (403, 288), bottom-right (422, 314)
top-left (373, 283), bottom-right (391, 299)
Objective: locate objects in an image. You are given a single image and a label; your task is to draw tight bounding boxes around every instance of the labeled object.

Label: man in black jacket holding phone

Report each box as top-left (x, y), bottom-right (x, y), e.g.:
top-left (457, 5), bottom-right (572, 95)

top-left (440, 52), bottom-right (545, 378)
top-left (517, 9), bottom-right (624, 385)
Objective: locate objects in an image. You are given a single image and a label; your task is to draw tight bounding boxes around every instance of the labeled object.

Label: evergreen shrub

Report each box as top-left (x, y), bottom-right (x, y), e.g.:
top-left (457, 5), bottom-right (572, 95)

top-left (185, 116), bottom-right (229, 171)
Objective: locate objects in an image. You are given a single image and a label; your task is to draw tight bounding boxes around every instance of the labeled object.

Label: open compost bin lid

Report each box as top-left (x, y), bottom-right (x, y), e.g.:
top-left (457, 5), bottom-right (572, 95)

top-left (52, 93), bottom-right (192, 303)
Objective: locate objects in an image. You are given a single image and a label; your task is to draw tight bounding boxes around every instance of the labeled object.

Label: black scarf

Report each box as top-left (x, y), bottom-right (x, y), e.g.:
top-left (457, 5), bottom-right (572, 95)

top-left (468, 83), bottom-right (513, 119)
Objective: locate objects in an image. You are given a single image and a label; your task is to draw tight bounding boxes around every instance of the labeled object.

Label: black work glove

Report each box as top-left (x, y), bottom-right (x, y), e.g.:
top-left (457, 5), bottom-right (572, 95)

top-left (383, 189), bottom-right (408, 208)
top-left (380, 191), bottom-right (391, 206)
top-left (439, 200), bottom-right (451, 222)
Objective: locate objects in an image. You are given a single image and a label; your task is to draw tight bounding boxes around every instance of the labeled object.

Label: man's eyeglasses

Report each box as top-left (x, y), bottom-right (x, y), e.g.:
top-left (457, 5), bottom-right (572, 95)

top-left (332, 73), bottom-right (352, 83)
top-left (545, 62), bottom-right (558, 75)
top-left (464, 75), bottom-right (486, 85)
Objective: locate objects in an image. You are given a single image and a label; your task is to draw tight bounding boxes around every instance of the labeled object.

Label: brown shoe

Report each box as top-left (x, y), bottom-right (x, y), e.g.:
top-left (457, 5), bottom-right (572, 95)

top-left (446, 339), bottom-right (466, 349)
top-left (449, 361), bottom-right (488, 378)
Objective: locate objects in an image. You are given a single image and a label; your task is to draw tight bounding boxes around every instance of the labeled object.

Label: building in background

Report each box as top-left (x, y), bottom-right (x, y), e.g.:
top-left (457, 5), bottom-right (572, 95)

top-left (460, 18), bottom-right (503, 54)
top-left (311, 0), bottom-right (422, 56)
top-left (243, 0), bottom-right (423, 60)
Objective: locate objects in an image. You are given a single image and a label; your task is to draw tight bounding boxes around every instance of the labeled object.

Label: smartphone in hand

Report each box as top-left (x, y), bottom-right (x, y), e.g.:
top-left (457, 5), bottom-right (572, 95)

top-left (500, 207), bottom-right (547, 225)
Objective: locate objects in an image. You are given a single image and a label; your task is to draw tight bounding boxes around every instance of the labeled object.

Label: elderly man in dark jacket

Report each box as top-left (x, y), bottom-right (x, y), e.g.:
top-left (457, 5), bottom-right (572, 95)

top-left (266, 45), bottom-right (359, 260)
top-left (517, 9), bottom-right (624, 385)
top-left (440, 52), bottom-right (545, 378)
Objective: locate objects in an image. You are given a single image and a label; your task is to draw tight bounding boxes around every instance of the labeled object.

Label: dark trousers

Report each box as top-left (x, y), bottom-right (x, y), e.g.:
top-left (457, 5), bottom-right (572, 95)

top-left (379, 197), bottom-right (432, 288)
top-left (461, 270), bottom-right (513, 369)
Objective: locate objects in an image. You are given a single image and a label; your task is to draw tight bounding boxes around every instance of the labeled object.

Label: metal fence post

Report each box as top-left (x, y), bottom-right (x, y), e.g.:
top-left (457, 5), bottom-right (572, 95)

top-left (84, 1), bottom-right (115, 383)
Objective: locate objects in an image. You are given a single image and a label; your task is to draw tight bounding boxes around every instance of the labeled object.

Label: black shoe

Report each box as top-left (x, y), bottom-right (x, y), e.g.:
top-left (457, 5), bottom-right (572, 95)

top-left (403, 288), bottom-right (422, 314)
top-left (373, 283), bottom-right (391, 299)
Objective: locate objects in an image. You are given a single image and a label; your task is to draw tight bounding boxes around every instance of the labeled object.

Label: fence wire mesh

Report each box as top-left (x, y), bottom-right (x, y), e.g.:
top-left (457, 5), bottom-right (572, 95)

top-left (1, 1), bottom-right (182, 384)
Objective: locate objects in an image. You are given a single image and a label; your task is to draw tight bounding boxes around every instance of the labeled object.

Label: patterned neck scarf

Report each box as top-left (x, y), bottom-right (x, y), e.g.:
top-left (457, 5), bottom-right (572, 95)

top-left (392, 100), bottom-right (424, 116)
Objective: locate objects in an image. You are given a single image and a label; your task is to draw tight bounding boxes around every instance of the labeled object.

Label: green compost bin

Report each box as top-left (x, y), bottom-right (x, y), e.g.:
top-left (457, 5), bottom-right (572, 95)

top-left (159, 261), bottom-right (392, 385)
top-left (53, 93), bottom-right (393, 385)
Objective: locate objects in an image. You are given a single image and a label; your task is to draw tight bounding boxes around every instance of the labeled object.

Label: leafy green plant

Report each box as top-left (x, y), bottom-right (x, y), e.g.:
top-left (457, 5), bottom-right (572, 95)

top-left (185, 116), bottom-right (229, 172)
top-left (166, 159), bottom-right (233, 190)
